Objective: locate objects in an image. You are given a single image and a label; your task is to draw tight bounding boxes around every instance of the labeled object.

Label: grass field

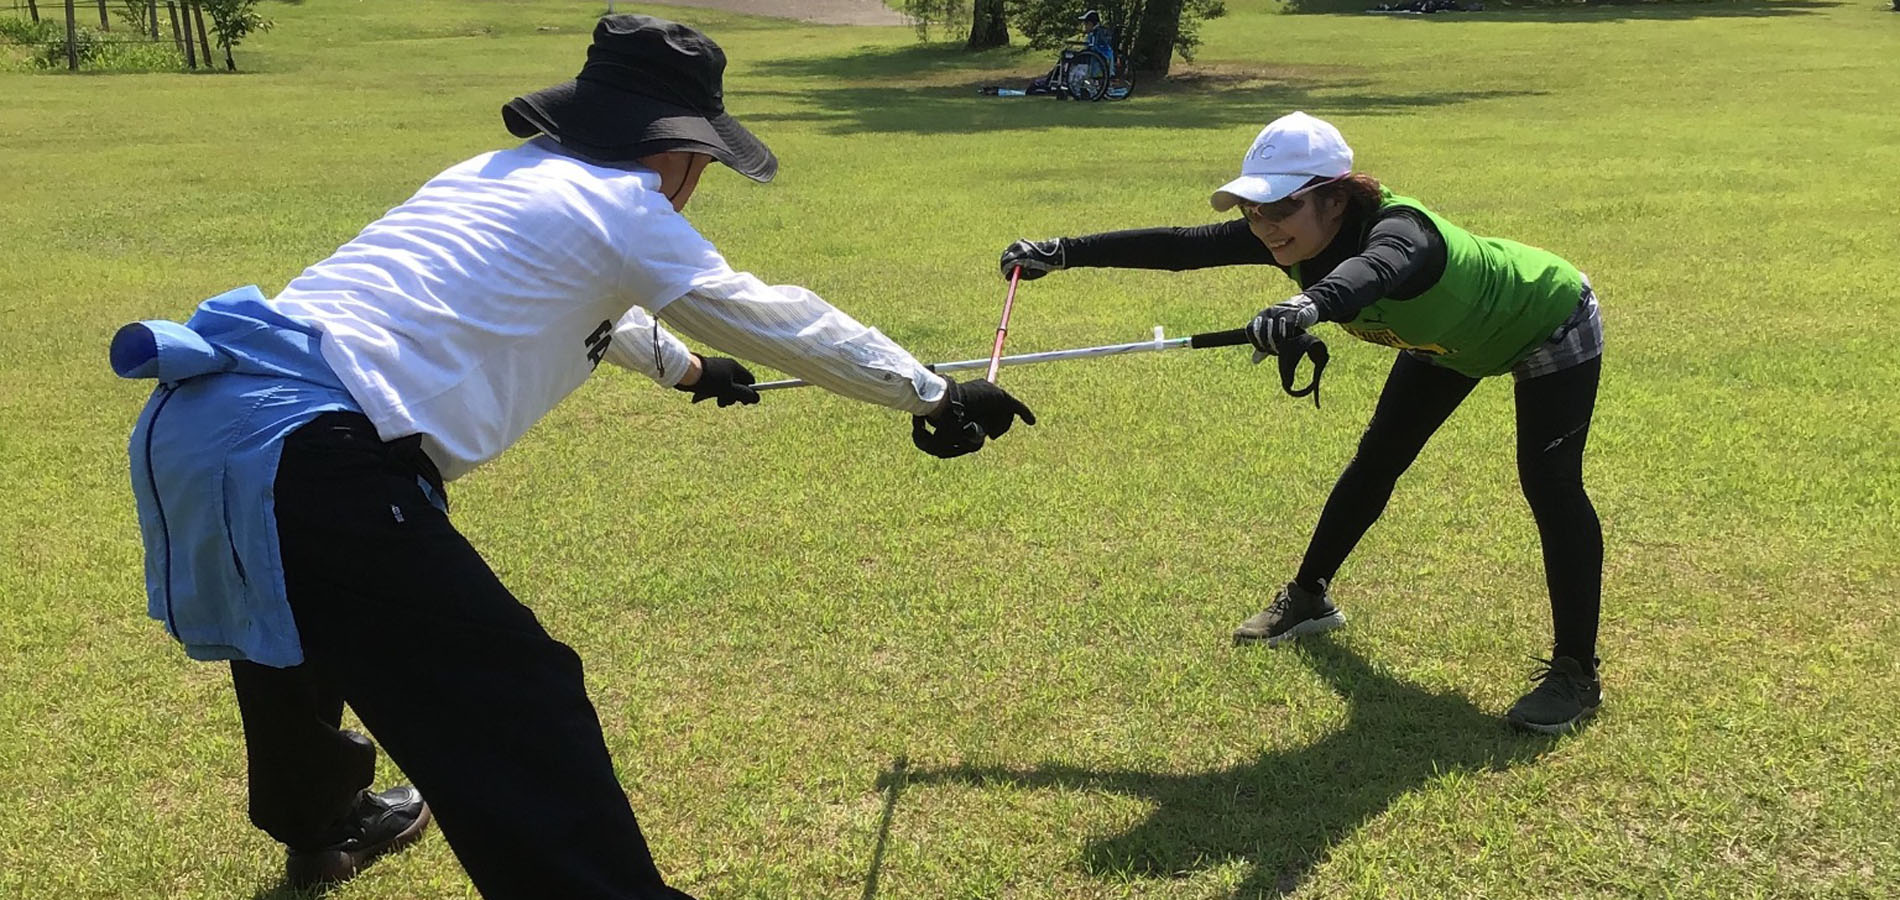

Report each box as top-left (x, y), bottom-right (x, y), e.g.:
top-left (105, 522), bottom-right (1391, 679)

top-left (3, 0), bottom-right (1898, 897)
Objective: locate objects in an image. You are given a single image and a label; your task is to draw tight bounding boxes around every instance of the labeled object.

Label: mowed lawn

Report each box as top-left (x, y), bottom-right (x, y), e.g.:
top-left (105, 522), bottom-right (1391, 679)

top-left (2, 0), bottom-right (1897, 897)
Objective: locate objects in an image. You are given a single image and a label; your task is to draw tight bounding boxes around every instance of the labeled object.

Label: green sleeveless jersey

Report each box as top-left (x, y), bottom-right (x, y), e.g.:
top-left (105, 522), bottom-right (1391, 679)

top-left (1297, 190), bottom-right (1584, 378)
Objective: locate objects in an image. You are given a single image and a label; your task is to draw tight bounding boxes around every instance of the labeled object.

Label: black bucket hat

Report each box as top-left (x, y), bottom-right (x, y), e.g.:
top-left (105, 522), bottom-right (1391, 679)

top-left (502, 14), bottom-right (778, 182)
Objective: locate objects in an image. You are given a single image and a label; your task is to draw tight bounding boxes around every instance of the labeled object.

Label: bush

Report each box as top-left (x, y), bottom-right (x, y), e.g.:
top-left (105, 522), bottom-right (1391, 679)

top-left (90, 38), bottom-right (184, 71)
top-left (0, 16), bottom-right (63, 45)
top-left (0, 17), bottom-right (184, 71)
top-left (0, 17), bottom-right (106, 68)
top-left (36, 25), bottom-right (101, 68)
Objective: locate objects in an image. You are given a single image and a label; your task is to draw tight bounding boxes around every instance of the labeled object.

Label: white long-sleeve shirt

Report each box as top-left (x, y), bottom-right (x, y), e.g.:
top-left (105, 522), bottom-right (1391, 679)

top-left (270, 138), bottom-right (945, 481)
top-left (602, 272), bottom-right (945, 414)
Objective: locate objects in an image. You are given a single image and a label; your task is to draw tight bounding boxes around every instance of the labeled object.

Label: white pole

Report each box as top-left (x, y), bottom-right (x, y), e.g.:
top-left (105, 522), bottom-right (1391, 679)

top-left (752, 327), bottom-right (1203, 391)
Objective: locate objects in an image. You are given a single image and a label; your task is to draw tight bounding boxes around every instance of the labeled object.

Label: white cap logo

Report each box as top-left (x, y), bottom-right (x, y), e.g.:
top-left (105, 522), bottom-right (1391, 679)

top-left (1212, 112), bottom-right (1354, 211)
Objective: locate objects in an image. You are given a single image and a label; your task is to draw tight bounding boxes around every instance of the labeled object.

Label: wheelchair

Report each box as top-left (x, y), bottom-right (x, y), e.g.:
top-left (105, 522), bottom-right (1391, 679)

top-left (1045, 37), bottom-right (1135, 101)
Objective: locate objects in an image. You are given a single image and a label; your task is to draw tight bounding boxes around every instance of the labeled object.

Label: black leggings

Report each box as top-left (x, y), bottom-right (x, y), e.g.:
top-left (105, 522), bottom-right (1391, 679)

top-left (1295, 352), bottom-right (1603, 662)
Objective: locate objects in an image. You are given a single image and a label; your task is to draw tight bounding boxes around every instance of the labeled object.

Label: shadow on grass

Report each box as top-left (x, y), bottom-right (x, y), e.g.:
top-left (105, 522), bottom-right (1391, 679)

top-left (745, 46), bottom-right (1543, 134)
top-left (861, 755), bottom-right (909, 900)
top-left (755, 41), bottom-right (1047, 81)
top-left (248, 880), bottom-right (332, 900)
top-left (1347, 0), bottom-right (1838, 19)
top-left (896, 636), bottom-right (1562, 897)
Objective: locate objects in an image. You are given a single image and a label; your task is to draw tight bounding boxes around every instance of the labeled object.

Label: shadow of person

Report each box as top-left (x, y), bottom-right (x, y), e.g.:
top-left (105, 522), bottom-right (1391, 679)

top-left (247, 879), bottom-right (332, 900)
top-left (900, 636), bottom-right (1562, 897)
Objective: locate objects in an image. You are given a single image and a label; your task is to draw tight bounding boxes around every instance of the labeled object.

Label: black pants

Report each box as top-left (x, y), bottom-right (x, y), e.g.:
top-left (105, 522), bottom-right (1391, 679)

top-left (1295, 353), bottom-right (1603, 663)
top-left (231, 412), bottom-right (691, 899)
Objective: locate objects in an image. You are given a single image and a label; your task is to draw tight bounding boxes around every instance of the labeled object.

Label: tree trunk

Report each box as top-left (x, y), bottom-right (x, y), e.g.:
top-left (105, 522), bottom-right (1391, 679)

top-left (967, 0), bottom-right (1008, 50)
top-left (192, 0), bottom-right (211, 66)
top-left (1130, 0), bottom-right (1184, 76)
top-left (174, 1), bottom-right (194, 67)
top-left (65, 0), bottom-right (78, 70)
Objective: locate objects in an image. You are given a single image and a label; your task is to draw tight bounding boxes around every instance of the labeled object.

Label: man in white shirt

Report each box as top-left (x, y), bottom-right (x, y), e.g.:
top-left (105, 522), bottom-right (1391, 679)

top-left (112, 14), bottom-right (1033, 898)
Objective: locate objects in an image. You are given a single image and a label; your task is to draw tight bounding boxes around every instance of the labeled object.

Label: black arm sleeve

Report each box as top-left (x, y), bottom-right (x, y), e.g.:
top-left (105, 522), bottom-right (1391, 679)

top-left (1060, 218), bottom-right (1281, 271)
top-left (1302, 208), bottom-right (1446, 322)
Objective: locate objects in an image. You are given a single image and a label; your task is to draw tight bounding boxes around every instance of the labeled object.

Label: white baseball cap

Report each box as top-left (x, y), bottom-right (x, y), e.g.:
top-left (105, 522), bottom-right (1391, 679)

top-left (1210, 112), bottom-right (1354, 211)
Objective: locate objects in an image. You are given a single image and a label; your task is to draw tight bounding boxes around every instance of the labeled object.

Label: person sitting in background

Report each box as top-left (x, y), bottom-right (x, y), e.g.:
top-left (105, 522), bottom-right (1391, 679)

top-left (1078, 9), bottom-right (1116, 70)
top-left (1022, 9), bottom-right (1117, 97)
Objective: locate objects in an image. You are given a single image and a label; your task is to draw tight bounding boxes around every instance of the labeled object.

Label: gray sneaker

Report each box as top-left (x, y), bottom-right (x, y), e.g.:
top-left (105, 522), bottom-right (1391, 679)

top-left (1505, 656), bottom-right (1602, 735)
top-left (1233, 580), bottom-right (1346, 646)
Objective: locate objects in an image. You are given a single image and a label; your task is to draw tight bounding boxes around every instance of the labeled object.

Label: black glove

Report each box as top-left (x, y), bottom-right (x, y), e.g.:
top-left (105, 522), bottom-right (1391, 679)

top-left (911, 377), bottom-right (1038, 459)
top-left (675, 356), bottom-right (760, 408)
top-left (1245, 294), bottom-right (1321, 359)
top-left (999, 238), bottom-right (1066, 281)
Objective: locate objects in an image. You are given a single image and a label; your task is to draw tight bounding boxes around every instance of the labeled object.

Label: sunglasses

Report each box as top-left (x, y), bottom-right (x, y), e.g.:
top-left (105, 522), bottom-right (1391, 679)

top-left (1235, 173), bottom-right (1350, 224)
top-left (1238, 195), bottom-right (1307, 224)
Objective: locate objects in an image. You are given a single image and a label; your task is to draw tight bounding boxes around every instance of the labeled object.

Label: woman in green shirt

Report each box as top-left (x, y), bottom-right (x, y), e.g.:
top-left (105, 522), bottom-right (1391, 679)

top-left (1001, 112), bottom-right (1605, 734)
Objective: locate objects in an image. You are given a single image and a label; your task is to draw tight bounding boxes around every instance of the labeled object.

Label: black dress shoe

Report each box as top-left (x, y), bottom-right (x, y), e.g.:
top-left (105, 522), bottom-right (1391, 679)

top-left (286, 786), bottom-right (432, 888)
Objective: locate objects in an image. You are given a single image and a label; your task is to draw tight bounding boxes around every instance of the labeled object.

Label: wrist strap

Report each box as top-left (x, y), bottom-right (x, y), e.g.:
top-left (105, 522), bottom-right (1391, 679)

top-left (1278, 333), bottom-right (1328, 409)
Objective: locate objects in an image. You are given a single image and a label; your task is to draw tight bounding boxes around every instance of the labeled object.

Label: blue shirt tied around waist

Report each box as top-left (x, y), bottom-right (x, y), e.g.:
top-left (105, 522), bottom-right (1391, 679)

top-left (112, 285), bottom-right (413, 667)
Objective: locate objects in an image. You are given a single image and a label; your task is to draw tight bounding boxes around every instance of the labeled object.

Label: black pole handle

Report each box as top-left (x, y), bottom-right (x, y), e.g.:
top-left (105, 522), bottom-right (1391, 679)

top-left (1188, 327), bottom-right (1249, 348)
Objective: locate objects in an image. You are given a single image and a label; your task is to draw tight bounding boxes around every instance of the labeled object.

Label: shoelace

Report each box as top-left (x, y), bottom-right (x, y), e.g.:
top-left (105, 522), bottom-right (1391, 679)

top-left (1265, 589), bottom-right (1294, 621)
top-left (1523, 657), bottom-right (1580, 702)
